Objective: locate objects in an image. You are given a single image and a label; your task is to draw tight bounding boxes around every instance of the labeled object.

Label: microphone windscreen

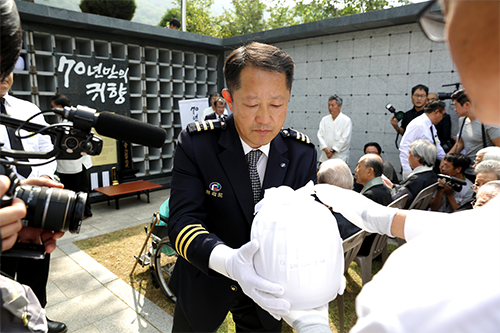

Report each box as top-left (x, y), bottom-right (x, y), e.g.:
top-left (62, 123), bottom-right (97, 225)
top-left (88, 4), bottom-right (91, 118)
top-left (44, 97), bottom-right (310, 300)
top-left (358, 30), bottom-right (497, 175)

top-left (94, 112), bottom-right (167, 148)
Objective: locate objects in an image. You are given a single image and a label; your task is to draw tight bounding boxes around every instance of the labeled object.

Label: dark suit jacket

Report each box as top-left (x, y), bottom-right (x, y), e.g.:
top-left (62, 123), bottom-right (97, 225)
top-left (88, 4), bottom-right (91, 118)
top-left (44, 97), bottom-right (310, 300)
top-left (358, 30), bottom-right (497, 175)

top-left (363, 183), bottom-right (393, 206)
top-left (204, 112), bottom-right (217, 120)
top-left (168, 114), bottom-right (317, 331)
top-left (393, 169), bottom-right (438, 209)
top-left (358, 182), bottom-right (392, 255)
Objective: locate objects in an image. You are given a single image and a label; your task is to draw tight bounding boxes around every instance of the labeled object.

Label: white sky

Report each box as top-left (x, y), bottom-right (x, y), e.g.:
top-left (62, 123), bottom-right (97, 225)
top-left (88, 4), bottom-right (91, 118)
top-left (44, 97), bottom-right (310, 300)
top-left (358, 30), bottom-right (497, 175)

top-left (209, 0), bottom-right (428, 16)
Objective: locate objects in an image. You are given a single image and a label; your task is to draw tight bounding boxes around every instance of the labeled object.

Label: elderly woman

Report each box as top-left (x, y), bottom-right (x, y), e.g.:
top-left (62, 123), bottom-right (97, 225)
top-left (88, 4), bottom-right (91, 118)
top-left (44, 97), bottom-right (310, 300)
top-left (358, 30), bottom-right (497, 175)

top-left (473, 146), bottom-right (500, 168)
top-left (385, 139), bottom-right (438, 209)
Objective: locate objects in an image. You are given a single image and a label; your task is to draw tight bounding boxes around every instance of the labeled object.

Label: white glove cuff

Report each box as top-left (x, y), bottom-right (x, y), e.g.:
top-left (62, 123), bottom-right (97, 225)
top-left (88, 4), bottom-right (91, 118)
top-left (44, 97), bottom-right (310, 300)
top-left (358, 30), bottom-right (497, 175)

top-left (208, 244), bottom-right (234, 278)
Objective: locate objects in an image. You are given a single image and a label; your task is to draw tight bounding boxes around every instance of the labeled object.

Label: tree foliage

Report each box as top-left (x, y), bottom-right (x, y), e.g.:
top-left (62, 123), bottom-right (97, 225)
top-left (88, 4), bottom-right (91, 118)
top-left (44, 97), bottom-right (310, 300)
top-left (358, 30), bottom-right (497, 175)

top-left (218, 0), bottom-right (267, 38)
top-left (158, 0), bottom-right (413, 37)
top-left (79, 0), bottom-right (137, 21)
top-left (158, 0), bottom-right (217, 36)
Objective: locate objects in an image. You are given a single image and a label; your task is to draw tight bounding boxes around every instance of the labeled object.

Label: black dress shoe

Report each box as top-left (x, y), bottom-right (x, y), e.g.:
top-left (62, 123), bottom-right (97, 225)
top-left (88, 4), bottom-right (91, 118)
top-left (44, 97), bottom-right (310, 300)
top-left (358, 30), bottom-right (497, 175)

top-left (47, 318), bottom-right (68, 333)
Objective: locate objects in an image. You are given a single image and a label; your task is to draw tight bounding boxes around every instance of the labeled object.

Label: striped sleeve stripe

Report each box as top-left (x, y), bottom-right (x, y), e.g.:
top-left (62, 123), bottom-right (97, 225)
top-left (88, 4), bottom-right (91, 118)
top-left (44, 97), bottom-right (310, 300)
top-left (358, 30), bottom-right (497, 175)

top-left (175, 224), bottom-right (209, 261)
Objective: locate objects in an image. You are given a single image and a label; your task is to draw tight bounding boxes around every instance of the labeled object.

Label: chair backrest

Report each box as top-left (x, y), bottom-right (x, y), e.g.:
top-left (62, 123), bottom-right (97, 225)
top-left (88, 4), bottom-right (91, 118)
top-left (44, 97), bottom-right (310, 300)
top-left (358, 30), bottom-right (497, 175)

top-left (408, 182), bottom-right (440, 210)
top-left (342, 231), bottom-right (366, 273)
top-left (388, 194), bottom-right (409, 209)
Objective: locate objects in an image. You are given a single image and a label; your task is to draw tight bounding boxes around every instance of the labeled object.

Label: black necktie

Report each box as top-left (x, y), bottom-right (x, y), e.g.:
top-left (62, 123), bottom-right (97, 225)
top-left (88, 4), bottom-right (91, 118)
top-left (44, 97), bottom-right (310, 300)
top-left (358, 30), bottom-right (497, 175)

top-left (1, 97), bottom-right (32, 178)
top-left (430, 126), bottom-right (437, 145)
top-left (246, 149), bottom-right (263, 205)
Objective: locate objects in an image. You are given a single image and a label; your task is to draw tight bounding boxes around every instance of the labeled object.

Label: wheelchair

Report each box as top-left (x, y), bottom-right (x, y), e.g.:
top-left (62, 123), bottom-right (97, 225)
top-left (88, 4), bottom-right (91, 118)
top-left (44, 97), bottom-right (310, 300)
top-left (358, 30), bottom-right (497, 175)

top-left (133, 199), bottom-right (177, 303)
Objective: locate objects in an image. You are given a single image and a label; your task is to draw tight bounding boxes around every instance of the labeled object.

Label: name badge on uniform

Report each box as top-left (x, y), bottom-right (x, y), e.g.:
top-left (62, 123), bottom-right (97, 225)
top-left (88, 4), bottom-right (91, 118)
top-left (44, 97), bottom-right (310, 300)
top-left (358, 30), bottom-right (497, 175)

top-left (206, 182), bottom-right (223, 198)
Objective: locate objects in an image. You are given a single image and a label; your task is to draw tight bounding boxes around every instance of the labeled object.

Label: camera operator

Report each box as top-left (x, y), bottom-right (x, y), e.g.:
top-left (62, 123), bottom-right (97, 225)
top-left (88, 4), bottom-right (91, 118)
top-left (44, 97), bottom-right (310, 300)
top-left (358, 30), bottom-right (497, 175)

top-left (390, 84), bottom-right (428, 136)
top-left (449, 89), bottom-right (500, 182)
top-left (429, 152), bottom-right (474, 212)
top-left (1, 1), bottom-right (67, 331)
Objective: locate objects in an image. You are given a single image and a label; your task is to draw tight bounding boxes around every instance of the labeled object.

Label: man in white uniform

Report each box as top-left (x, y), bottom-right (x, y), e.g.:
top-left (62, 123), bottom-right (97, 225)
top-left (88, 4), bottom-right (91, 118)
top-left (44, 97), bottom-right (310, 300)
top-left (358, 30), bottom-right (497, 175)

top-left (317, 95), bottom-right (352, 163)
top-left (281, 1), bottom-right (500, 332)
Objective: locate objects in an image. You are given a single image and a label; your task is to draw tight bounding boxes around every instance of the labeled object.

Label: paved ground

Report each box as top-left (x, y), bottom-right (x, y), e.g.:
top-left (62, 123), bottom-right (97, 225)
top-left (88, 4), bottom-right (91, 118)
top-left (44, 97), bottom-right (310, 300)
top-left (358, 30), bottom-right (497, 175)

top-left (46, 188), bottom-right (173, 333)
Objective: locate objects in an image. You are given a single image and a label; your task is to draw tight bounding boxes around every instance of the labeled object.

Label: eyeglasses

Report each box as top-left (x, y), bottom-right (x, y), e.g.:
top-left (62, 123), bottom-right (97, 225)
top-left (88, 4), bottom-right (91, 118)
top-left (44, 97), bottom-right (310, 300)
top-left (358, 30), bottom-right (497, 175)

top-left (417, 0), bottom-right (446, 42)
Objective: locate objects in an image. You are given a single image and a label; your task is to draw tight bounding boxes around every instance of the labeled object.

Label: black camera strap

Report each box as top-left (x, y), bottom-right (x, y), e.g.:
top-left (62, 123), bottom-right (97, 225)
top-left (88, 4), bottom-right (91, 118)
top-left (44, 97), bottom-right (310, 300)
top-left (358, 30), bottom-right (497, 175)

top-left (456, 117), bottom-right (488, 152)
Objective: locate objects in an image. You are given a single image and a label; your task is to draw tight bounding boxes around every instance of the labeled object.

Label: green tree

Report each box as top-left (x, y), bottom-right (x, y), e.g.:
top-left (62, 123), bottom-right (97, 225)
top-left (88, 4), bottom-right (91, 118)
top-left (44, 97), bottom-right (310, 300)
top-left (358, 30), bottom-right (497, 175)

top-left (158, 8), bottom-right (181, 28)
top-left (157, 0), bottom-right (217, 37)
top-left (79, 0), bottom-right (136, 21)
top-left (218, 0), bottom-right (267, 38)
top-left (265, 0), bottom-right (297, 30)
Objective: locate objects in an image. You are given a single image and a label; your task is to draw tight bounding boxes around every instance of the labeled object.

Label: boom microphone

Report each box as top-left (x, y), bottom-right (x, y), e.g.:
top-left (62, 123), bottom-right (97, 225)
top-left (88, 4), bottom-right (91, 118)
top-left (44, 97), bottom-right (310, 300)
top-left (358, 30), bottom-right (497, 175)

top-left (53, 106), bottom-right (167, 148)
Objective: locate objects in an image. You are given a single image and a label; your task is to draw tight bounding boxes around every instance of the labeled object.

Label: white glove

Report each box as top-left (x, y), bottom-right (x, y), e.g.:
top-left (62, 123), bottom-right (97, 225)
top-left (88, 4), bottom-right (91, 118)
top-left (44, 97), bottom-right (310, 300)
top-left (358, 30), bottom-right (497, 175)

top-left (314, 184), bottom-right (397, 237)
top-left (225, 239), bottom-right (291, 320)
top-left (284, 304), bottom-right (331, 333)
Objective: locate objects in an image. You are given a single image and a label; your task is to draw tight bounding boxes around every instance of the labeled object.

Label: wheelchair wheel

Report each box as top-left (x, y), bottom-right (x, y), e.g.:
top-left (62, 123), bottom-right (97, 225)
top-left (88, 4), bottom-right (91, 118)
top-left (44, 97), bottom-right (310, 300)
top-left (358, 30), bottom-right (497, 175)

top-left (154, 237), bottom-right (177, 303)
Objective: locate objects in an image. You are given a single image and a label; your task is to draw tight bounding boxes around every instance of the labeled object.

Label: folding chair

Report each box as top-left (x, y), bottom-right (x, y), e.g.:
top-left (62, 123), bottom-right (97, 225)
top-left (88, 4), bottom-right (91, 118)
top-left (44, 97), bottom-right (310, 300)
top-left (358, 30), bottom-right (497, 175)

top-left (337, 230), bottom-right (366, 333)
top-left (353, 194), bottom-right (409, 285)
top-left (396, 183), bottom-right (440, 246)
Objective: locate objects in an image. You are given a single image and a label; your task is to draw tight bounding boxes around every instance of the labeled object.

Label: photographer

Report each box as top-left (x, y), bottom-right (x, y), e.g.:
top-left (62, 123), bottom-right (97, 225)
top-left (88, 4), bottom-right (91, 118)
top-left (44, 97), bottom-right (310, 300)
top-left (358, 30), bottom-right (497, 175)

top-left (1, 0), bottom-right (66, 331)
top-left (429, 153), bottom-right (473, 212)
top-left (390, 84), bottom-right (428, 136)
top-left (449, 89), bottom-right (500, 182)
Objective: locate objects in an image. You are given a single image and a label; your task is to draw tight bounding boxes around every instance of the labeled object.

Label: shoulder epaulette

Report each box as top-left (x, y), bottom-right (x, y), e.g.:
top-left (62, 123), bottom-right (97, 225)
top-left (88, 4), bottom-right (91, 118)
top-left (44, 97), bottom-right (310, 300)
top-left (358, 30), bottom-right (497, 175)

top-left (187, 119), bottom-right (227, 134)
top-left (280, 128), bottom-right (314, 146)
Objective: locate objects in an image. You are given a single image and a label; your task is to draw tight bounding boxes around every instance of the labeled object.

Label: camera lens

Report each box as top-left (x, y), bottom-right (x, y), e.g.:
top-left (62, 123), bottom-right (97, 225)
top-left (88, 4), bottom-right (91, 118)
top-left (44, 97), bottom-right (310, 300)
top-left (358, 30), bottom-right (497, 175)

top-left (15, 185), bottom-right (86, 234)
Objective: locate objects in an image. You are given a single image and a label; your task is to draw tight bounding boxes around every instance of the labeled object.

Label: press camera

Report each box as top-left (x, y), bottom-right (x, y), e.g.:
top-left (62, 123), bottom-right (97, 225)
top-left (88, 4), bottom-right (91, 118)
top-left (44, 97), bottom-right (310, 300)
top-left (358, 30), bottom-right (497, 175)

top-left (437, 173), bottom-right (467, 192)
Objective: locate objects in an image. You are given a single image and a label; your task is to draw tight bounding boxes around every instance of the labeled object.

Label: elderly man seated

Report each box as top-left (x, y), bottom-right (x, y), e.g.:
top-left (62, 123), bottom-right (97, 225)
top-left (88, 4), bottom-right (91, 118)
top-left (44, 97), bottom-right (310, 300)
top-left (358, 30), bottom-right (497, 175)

top-left (473, 160), bottom-right (500, 192)
top-left (430, 153), bottom-right (474, 212)
top-left (317, 159), bottom-right (360, 240)
top-left (354, 153), bottom-right (392, 255)
top-left (384, 139), bottom-right (438, 209)
top-left (473, 180), bottom-right (500, 209)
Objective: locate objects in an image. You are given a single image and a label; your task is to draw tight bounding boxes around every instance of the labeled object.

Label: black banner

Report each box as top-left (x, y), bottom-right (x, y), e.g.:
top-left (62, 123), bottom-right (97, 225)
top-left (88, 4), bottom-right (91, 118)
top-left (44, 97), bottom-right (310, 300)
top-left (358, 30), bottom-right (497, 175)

top-left (55, 55), bottom-right (131, 116)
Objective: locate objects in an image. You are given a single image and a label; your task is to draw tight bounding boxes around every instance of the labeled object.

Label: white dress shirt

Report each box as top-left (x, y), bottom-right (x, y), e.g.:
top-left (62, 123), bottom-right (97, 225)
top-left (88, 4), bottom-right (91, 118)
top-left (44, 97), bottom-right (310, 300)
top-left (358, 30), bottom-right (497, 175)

top-left (240, 138), bottom-right (270, 185)
top-left (352, 195), bottom-right (500, 333)
top-left (317, 112), bottom-right (352, 163)
top-left (399, 113), bottom-right (445, 176)
top-left (1, 93), bottom-right (56, 180)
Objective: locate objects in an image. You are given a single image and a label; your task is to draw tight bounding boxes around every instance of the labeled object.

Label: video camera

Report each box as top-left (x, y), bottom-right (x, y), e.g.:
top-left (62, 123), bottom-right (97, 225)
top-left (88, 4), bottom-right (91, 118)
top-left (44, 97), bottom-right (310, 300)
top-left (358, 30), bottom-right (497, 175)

top-left (0, 107), bottom-right (104, 258)
top-left (437, 174), bottom-right (467, 192)
top-left (437, 82), bottom-right (461, 100)
top-left (385, 103), bottom-right (405, 121)
top-left (1, 105), bottom-right (167, 258)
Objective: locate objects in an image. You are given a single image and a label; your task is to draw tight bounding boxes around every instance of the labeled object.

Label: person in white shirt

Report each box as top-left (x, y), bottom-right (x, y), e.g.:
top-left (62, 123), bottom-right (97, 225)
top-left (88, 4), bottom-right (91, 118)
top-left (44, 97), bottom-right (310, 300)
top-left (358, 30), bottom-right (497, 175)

top-left (201, 92), bottom-right (221, 119)
top-left (204, 97), bottom-right (228, 120)
top-left (0, 73), bottom-right (56, 180)
top-left (317, 95), bottom-right (352, 163)
top-left (277, 1), bottom-right (500, 332)
top-left (399, 99), bottom-right (446, 180)
top-left (0, 71), bottom-right (66, 333)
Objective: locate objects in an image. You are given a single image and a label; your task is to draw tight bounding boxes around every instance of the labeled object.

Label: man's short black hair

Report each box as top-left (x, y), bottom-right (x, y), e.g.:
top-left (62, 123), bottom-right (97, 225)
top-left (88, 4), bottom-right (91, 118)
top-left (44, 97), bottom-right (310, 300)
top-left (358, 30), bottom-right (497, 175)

top-left (412, 84), bottom-right (429, 95)
top-left (169, 18), bottom-right (180, 28)
top-left (424, 99), bottom-right (446, 114)
top-left (1, 0), bottom-right (22, 81)
top-left (51, 94), bottom-right (71, 108)
top-left (444, 152), bottom-right (470, 174)
top-left (364, 142), bottom-right (382, 155)
top-left (451, 89), bottom-right (470, 106)
top-left (364, 155), bottom-right (384, 178)
top-left (224, 42), bottom-right (294, 94)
